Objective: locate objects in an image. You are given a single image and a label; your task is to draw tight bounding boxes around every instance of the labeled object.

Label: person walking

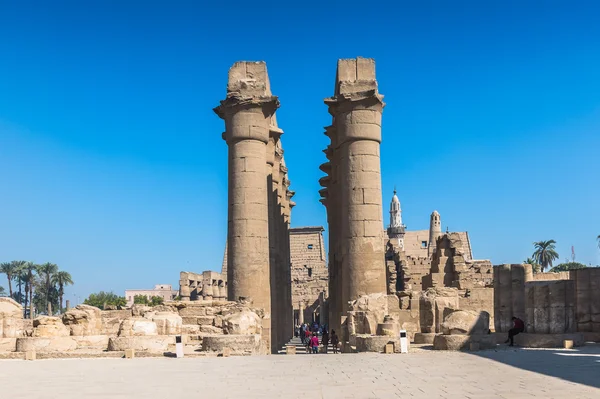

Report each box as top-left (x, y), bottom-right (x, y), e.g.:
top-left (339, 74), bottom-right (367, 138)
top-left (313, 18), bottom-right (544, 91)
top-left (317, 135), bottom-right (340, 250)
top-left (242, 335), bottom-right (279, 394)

top-left (330, 329), bottom-right (339, 354)
top-left (505, 316), bottom-right (525, 346)
top-left (300, 323), bottom-right (306, 344)
top-left (321, 329), bottom-right (329, 354)
top-left (304, 327), bottom-right (311, 348)
top-left (310, 332), bottom-right (319, 354)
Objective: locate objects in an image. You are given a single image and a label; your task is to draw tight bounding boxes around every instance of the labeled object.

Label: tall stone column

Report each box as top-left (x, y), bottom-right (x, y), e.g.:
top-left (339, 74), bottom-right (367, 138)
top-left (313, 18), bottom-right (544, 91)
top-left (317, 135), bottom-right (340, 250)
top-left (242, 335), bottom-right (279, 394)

top-left (280, 156), bottom-right (294, 339)
top-left (325, 57), bottom-right (387, 316)
top-left (215, 61), bottom-right (279, 351)
top-left (298, 301), bottom-right (305, 325)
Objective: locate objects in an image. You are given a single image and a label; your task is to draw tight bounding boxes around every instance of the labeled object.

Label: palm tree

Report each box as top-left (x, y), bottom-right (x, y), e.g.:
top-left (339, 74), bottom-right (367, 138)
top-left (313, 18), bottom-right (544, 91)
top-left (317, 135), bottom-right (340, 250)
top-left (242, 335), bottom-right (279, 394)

top-left (597, 234), bottom-right (600, 249)
top-left (22, 262), bottom-right (38, 319)
top-left (52, 271), bottom-right (74, 313)
top-left (0, 286), bottom-right (5, 296)
top-left (38, 262), bottom-right (58, 314)
top-left (0, 261), bottom-right (25, 298)
top-left (532, 240), bottom-right (560, 272)
top-left (0, 262), bottom-right (14, 298)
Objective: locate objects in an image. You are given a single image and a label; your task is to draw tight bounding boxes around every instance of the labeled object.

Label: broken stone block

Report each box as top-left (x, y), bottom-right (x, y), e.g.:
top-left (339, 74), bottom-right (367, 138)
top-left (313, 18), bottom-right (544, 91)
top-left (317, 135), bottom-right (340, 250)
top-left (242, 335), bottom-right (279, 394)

top-left (222, 310), bottom-right (261, 335)
top-left (441, 310), bottom-right (490, 335)
top-left (433, 334), bottom-right (495, 351)
top-left (117, 318), bottom-right (158, 337)
top-left (62, 304), bottom-right (102, 336)
top-left (32, 316), bottom-right (70, 338)
top-left (151, 312), bottom-right (182, 335)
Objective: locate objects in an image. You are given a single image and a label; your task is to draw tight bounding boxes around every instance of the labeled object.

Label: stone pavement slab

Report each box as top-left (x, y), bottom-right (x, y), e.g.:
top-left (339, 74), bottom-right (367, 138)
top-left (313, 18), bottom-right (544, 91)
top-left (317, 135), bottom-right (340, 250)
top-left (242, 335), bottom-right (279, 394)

top-left (0, 345), bottom-right (598, 398)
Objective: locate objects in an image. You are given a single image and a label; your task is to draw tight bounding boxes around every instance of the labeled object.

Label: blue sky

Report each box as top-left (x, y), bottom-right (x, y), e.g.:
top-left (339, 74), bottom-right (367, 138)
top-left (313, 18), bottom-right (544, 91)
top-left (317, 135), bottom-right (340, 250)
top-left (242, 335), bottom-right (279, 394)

top-left (1, 1), bottom-right (599, 302)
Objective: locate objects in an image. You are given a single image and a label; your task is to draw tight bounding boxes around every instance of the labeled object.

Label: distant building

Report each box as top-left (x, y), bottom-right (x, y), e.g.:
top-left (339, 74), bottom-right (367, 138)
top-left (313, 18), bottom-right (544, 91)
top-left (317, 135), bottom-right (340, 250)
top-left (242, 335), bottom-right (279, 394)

top-left (124, 284), bottom-right (178, 307)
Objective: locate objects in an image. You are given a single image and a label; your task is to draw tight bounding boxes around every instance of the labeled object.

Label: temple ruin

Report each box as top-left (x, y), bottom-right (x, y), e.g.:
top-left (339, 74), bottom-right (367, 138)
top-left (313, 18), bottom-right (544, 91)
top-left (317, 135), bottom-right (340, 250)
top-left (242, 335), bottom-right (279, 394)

top-left (1, 57), bottom-right (597, 360)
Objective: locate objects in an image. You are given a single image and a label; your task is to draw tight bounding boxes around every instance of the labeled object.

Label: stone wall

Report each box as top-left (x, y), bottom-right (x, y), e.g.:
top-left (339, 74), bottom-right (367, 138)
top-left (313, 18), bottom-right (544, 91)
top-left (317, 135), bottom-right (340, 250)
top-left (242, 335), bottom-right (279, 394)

top-left (571, 268), bottom-right (600, 333)
top-left (290, 226), bottom-right (328, 324)
top-left (493, 265), bottom-right (600, 336)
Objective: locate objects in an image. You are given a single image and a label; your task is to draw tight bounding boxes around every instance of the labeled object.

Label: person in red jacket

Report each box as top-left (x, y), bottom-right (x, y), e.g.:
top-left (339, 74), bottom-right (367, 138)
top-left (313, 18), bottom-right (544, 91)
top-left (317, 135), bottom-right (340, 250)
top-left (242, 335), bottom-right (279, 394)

top-left (310, 333), bottom-right (320, 354)
top-left (505, 316), bottom-right (525, 346)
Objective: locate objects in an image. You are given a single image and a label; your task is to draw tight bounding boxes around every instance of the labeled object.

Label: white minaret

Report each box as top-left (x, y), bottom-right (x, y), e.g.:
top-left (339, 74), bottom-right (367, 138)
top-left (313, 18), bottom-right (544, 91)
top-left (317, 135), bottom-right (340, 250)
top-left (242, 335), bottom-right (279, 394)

top-left (389, 189), bottom-right (402, 228)
top-left (387, 189), bottom-right (405, 250)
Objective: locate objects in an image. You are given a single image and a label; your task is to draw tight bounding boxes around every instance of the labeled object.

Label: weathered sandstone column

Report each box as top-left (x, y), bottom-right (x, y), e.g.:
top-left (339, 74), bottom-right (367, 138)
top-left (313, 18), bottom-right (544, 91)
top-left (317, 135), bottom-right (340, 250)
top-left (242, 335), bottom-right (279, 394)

top-left (324, 57), bottom-right (387, 314)
top-left (215, 61), bottom-right (279, 351)
top-left (298, 301), bottom-right (304, 325)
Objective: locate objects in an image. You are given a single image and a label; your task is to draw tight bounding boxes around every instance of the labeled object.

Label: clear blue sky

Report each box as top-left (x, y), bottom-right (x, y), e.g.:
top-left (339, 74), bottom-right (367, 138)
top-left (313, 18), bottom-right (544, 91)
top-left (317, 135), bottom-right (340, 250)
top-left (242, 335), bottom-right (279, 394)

top-left (1, 1), bottom-right (599, 303)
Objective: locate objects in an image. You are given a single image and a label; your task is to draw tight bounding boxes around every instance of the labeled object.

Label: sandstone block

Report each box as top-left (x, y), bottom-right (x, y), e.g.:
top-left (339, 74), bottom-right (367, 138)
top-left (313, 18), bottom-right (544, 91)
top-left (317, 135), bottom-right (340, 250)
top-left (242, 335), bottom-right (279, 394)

top-left (564, 339), bottom-right (573, 349)
top-left (201, 334), bottom-right (262, 355)
top-left (62, 304), bottom-right (102, 336)
top-left (384, 343), bottom-right (395, 354)
top-left (151, 312), bottom-right (182, 335)
top-left (125, 348), bottom-right (135, 359)
top-left (354, 335), bottom-right (399, 353)
top-left (433, 334), bottom-right (495, 351)
top-left (413, 333), bottom-right (436, 344)
top-left (0, 337), bottom-right (17, 352)
top-left (0, 297), bottom-right (23, 318)
top-left (117, 318), bottom-right (158, 337)
top-left (100, 310), bottom-right (132, 336)
top-left (441, 310), bottom-right (490, 335)
top-left (72, 335), bottom-right (109, 351)
top-left (108, 336), bottom-right (175, 353)
top-left (25, 350), bottom-right (36, 361)
top-left (286, 345), bottom-right (296, 355)
top-left (200, 325), bottom-right (223, 334)
top-left (32, 316), bottom-right (70, 337)
top-left (222, 311), bottom-right (261, 335)
top-left (197, 316), bottom-right (216, 326)
top-left (177, 305), bottom-right (207, 317)
top-left (16, 337), bottom-right (77, 353)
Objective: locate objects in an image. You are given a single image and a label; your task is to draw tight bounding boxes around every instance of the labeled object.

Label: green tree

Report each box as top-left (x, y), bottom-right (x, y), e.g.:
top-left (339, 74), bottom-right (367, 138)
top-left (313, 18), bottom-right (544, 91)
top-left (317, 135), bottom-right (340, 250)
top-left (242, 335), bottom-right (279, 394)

top-left (0, 260), bottom-right (26, 298)
top-left (84, 291), bottom-right (127, 309)
top-left (52, 271), bottom-right (74, 313)
top-left (523, 257), bottom-right (541, 274)
top-left (149, 296), bottom-right (164, 306)
top-left (22, 262), bottom-right (38, 319)
top-left (134, 295), bottom-right (149, 305)
top-left (532, 240), bottom-right (559, 272)
top-left (549, 262), bottom-right (588, 272)
top-left (33, 278), bottom-right (59, 315)
top-left (0, 286), bottom-right (5, 296)
top-left (38, 263), bottom-right (58, 312)
top-left (597, 234), bottom-right (600, 249)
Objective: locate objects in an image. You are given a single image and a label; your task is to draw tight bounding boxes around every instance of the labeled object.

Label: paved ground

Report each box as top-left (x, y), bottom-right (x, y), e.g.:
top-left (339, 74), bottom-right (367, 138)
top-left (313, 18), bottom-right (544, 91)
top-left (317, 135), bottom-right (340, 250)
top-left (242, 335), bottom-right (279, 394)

top-left (1, 345), bottom-right (599, 398)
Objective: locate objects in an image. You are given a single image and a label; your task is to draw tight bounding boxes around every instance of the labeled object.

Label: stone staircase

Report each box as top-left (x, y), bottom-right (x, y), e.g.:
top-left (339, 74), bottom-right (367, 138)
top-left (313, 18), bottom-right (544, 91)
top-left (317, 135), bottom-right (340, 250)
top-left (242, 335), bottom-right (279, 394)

top-left (277, 336), bottom-right (337, 355)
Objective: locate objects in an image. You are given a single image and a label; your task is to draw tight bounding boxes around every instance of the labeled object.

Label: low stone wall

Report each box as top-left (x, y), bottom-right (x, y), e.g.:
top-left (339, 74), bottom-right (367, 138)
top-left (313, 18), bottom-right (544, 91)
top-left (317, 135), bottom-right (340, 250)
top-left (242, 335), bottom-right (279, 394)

top-left (490, 332), bottom-right (584, 348)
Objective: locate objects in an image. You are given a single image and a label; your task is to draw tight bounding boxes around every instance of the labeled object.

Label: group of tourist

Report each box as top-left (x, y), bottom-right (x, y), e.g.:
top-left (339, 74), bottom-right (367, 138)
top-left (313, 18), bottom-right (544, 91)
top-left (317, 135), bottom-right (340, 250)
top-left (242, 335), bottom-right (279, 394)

top-left (295, 322), bottom-right (339, 354)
